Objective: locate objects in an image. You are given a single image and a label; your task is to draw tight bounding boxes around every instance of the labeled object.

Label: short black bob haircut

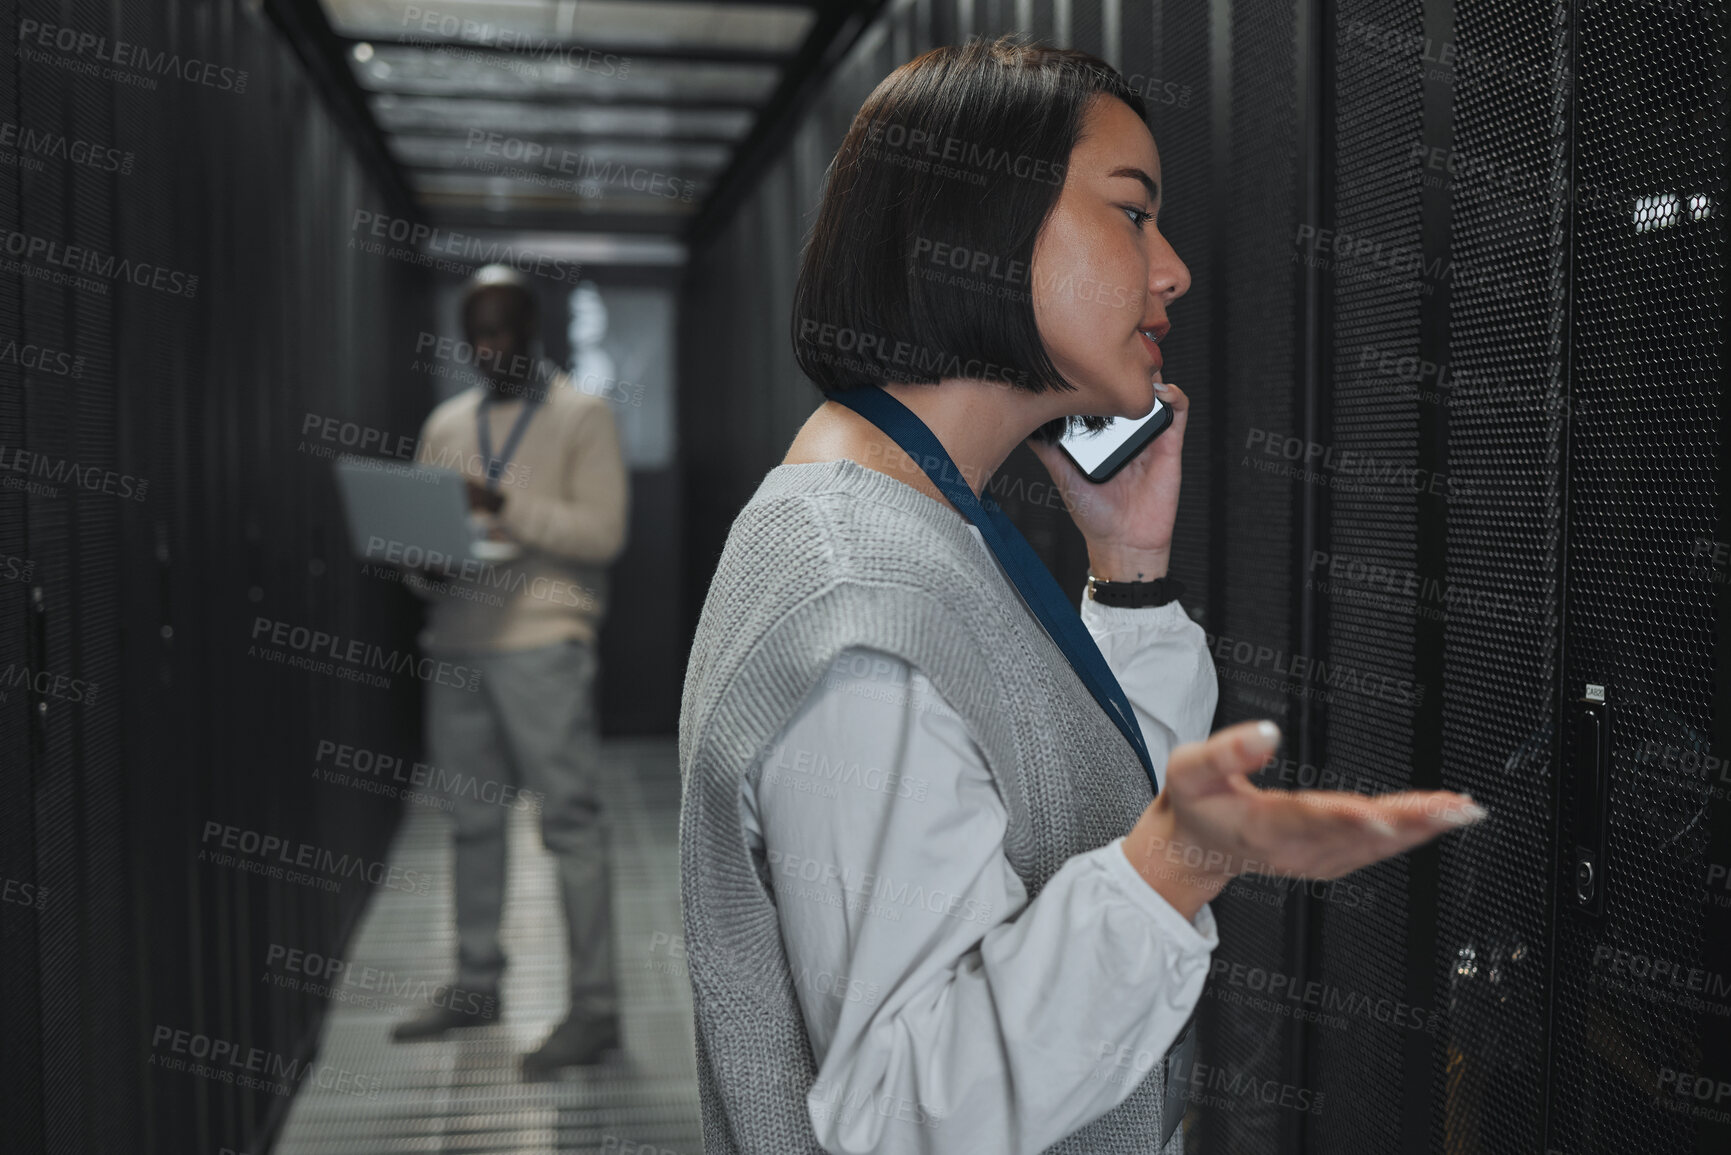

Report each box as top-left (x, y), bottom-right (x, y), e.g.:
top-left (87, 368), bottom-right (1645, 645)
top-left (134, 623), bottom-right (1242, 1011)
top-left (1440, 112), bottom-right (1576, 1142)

top-left (791, 35), bottom-right (1145, 443)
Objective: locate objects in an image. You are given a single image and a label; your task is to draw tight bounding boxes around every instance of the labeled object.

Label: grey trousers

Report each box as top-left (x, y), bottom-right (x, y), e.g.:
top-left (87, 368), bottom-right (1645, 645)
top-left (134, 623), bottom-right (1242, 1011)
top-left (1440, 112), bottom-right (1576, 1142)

top-left (426, 637), bottom-right (617, 1018)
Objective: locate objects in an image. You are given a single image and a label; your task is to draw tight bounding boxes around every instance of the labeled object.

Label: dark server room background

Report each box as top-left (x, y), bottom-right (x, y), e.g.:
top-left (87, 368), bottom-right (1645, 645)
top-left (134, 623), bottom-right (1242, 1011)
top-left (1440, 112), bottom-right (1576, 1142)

top-left (1, 1), bottom-right (1726, 1153)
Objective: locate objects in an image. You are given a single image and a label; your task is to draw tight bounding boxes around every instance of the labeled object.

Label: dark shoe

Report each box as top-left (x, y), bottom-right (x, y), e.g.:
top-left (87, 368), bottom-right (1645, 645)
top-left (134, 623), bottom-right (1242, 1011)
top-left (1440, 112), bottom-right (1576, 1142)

top-left (391, 992), bottom-right (500, 1041)
top-left (520, 1013), bottom-right (620, 1077)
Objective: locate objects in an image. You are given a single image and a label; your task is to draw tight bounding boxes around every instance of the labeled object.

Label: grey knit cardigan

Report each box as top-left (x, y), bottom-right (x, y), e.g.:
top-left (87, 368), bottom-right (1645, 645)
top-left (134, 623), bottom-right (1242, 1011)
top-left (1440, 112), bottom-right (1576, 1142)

top-left (678, 457), bottom-right (1180, 1154)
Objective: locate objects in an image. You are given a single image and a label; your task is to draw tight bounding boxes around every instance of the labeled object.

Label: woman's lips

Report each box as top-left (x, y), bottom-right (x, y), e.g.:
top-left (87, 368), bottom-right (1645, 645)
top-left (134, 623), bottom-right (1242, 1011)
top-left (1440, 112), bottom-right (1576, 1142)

top-left (1139, 328), bottom-right (1163, 372)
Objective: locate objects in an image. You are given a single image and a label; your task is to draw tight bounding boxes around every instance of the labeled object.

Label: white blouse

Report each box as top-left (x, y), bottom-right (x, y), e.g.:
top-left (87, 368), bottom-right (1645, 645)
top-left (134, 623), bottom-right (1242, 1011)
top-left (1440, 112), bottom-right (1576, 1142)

top-left (739, 522), bottom-right (1221, 1155)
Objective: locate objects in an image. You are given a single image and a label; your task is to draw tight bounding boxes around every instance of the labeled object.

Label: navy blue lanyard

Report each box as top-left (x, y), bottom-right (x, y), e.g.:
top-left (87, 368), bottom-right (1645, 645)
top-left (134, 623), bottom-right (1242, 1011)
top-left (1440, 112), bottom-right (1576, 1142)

top-left (824, 387), bottom-right (1159, 796)
top-left (476, 393), bottom-right (541, 491)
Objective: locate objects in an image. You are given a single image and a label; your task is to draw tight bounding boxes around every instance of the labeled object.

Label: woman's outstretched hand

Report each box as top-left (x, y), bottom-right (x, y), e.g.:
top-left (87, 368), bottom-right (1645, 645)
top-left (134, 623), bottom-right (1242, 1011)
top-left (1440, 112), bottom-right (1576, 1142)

top-left (1122, 720), bottom-right (1487, 920)
top-left (1027, 380), bottom-right (1189, 581)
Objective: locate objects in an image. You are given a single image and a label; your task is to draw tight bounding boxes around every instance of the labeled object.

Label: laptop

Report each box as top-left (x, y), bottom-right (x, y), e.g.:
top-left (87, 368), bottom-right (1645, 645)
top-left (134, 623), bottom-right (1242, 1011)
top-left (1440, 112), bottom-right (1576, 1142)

top-left (332, 455), bottom-right (520, 567)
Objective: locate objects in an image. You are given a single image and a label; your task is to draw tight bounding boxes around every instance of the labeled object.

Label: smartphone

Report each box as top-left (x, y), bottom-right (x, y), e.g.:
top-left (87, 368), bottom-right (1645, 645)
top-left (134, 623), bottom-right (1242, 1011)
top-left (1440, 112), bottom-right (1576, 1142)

top-left (1056, 398), bottom-right (1173, 483)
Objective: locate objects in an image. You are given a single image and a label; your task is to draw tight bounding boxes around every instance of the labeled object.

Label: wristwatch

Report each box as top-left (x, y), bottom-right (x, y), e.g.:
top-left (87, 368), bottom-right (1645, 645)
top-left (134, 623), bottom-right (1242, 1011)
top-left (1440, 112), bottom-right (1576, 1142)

top-left (1086, 572), bottom-right (1186, 608)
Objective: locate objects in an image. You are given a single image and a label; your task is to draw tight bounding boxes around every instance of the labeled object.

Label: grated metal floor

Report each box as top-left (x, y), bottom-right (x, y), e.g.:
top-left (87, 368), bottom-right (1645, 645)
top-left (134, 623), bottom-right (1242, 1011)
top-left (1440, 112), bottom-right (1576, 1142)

top-left (275, 737), bottom-right (703, 1155)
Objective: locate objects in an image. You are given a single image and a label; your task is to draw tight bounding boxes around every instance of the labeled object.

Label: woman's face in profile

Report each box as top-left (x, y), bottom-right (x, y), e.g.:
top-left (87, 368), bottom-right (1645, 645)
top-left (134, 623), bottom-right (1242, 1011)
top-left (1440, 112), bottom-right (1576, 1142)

top-left (1031, 95), bottom-right (1191, 418)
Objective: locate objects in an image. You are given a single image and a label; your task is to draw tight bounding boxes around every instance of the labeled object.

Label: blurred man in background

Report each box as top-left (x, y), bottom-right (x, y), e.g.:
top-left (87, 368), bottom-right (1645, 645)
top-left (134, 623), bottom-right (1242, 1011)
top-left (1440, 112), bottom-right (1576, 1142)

top-left (392, 264), bottom-right (630, 1077)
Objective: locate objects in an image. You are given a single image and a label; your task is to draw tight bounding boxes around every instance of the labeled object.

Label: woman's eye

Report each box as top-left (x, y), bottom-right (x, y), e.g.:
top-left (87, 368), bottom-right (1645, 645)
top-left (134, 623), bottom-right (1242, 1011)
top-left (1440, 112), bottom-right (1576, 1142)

top-left (1123, 206), bottom-right (1153, 228)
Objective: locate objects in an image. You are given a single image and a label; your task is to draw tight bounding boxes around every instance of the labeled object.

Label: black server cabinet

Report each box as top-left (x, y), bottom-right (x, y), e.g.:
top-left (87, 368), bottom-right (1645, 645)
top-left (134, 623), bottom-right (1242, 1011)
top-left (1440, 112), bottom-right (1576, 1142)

top-left (1176, 1), bottom-right (1730, 1153)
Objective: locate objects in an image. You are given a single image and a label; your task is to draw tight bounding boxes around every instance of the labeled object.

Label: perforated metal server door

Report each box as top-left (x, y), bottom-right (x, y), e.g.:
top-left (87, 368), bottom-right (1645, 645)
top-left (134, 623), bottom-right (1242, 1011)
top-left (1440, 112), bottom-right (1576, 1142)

top-left (1434, 0), bottom-right (1571, 1151)
top-left (1307, 1), bottom-right (1440, 1152)
top-left (1548, 1), bottom-right (1728, 1152)
top-left (1185, 0), bottom-right (1308, 1149)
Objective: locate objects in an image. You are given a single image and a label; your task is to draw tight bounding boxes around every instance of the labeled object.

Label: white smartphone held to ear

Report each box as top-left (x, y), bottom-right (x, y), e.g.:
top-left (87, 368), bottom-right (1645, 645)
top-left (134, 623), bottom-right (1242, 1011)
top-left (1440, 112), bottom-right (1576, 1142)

top-left (1056, 397), bottom-right (1173, 483)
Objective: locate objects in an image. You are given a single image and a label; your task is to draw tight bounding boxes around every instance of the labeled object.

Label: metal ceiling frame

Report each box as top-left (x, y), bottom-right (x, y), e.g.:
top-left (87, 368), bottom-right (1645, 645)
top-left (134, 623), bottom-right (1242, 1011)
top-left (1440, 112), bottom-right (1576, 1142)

top-left (265, 0), bottom-right (887, 245)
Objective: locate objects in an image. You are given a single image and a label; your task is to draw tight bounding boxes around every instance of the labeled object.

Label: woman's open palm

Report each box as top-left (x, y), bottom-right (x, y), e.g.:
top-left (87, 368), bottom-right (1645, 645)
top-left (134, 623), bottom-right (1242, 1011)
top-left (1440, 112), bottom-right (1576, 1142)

top-left (1125, 721), bottom-right (1486, 914)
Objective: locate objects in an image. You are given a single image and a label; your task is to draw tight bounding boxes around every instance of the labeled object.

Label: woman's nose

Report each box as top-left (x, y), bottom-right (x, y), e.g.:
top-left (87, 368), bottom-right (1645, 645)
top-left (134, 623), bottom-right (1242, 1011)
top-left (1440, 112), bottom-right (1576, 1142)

top-left (1150, 237), bottom-right (1192, 304)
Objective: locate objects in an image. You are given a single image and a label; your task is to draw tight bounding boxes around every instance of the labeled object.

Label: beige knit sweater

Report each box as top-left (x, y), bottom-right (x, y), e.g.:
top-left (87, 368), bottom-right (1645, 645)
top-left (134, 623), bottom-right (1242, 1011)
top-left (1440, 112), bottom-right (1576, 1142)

top-left (411, 374), bottom-right (628, 653)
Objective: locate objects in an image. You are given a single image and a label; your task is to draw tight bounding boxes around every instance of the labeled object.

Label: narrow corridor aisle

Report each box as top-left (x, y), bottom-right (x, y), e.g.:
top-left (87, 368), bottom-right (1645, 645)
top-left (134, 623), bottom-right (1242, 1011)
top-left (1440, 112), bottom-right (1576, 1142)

top-left (276, 738), bottom-right (703, 1155)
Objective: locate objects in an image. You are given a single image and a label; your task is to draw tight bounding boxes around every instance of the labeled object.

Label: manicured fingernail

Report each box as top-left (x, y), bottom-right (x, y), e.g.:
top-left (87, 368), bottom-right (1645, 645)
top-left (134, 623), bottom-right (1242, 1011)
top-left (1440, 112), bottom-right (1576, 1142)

top-left (1152, 380), bottom-right (1172, 393)
top-left (1365, 817), bottom-right (1398, 837)
top-left (1442, 801), bottom-right (1488, 826)
top-left (1244, 720), bottom-right (1280, 755)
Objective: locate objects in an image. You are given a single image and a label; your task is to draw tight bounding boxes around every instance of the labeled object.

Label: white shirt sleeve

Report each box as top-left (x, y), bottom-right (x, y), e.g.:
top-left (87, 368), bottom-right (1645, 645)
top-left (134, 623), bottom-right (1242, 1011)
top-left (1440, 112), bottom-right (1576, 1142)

top-left (739, 590), bottom-right (1220, 1155)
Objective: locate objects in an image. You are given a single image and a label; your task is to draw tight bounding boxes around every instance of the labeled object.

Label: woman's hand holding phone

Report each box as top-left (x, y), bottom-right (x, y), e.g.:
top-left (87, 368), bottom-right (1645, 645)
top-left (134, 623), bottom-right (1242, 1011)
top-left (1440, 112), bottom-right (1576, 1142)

top-left (1121, 720), bottom-right (1488, 920)
top-left (1027, 380), bottom-right (1190, 581)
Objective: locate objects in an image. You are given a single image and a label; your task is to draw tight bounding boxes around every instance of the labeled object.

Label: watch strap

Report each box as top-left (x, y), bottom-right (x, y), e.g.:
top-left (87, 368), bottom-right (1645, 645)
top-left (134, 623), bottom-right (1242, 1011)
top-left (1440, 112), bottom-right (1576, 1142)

top-left (1087, 573), bottom-right (1186, 608)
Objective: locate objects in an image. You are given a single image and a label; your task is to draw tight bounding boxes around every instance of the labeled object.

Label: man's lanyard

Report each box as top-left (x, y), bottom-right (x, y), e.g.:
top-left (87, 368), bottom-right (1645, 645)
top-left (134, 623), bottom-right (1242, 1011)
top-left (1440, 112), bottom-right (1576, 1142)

top-left (476, 392), bottom-right (541, 492)
top-left (824, 387), bottom-right (1158, 797)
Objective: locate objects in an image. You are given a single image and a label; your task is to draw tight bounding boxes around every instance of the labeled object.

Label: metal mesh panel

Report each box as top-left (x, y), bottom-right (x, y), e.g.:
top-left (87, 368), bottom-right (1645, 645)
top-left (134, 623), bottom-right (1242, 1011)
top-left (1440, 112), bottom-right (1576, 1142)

top-left (1433, 2), bottom-right (1571, 1155)
top-left (1189, 1), bottom-right (1303, 1151)
top-left (1434, 1), bottom-right (1569, 1152)
top-left (2, 0), bottom-right (430, 1149)
top-left (1145, 0), bottom-right (1213, 643)
top-left (1304, 2), bottom-right (1427, 1151)
top-left (1548, 0), bottom-right (1726, 1150)
top-left (0, 0), bottom-right (40, 1144)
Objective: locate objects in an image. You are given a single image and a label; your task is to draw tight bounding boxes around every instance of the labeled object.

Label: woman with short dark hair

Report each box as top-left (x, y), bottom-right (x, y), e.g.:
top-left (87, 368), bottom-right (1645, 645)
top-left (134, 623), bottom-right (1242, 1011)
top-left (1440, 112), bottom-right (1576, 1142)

top-left (679, 36), bottom-right (1480, 1155)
